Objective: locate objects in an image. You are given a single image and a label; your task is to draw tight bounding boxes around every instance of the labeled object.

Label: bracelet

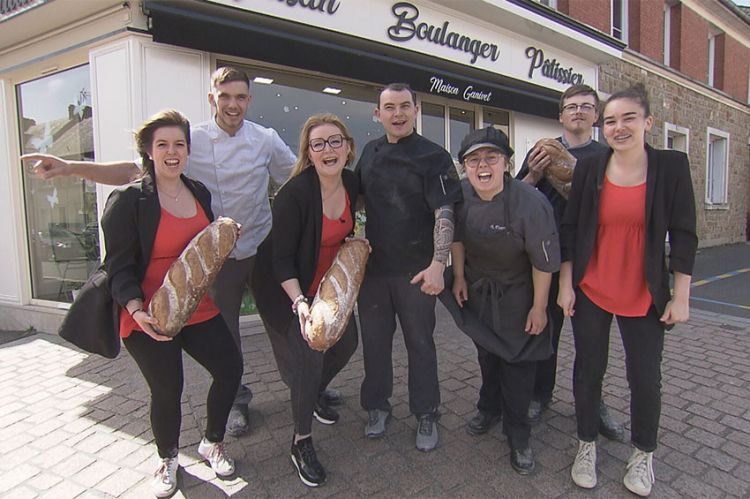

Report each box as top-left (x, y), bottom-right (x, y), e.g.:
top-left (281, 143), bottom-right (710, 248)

top-left (130, 308), bottom-right (143, 317)
top-left (291, 295), bottom-right (307, 313)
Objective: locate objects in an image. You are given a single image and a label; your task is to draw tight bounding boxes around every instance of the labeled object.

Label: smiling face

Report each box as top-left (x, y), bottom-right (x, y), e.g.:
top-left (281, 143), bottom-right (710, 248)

top-left (208, 80), bottom-right (251, 136)
top-left (149, 126), bottom-right (189, 182)
top-left (308, 123), bottom-right (351, 181)
top-left (463, 146), bottom-right (507, 200)
top-left (375, 88), bottom-right (418, 143)
top-left (601, 97), bottom-right (654, 152)
top-left (559, 93), bottom-right (599, 139)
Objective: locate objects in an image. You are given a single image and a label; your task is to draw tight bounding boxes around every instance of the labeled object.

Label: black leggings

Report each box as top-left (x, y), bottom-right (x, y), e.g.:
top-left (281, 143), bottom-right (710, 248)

top-left (123, 315), bottom-right (242, 458)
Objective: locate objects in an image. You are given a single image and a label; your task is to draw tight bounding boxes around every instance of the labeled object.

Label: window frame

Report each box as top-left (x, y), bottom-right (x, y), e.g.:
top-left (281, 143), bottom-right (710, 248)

top-left (663, 122), bottom-right (689, 154)
top-left (705, 127), bottom-right (730, 209)
top-left (611, 0), bottom-right (629, 43)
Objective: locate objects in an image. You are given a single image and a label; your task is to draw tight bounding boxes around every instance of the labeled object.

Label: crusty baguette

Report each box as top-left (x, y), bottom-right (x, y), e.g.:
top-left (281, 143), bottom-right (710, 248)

top-left (533, 138), bottom-right (577, 198)
top-left (149, 217), bottom-right (239, 336)
top-left (307, 239), bottom-right (369, 351)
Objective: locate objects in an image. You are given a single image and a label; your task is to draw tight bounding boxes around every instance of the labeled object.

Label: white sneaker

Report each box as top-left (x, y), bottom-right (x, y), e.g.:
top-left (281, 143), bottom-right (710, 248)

top-left (624, 448), bottom-right (655, 497)
top-left (198, 438), bottom-right (235, 477)
top-left (571, 440), bottom-right (597, 489)
top-left (152, 456), bottom-right (178, 498)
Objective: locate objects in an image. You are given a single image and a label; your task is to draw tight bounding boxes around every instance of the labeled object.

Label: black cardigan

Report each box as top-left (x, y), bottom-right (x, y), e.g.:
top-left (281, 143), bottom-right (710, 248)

top-left (560, 144), bottom-right (698, 316)
top-left (100, 173), bottom-right (213, 308)
top-left (251, 167), bottom-right (359, 335)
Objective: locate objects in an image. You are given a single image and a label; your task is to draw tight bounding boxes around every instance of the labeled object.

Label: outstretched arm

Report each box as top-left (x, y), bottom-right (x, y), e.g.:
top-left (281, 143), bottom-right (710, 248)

top-left (22, 153), bottom-right (139, 185)
top-left (410, 205), bottom-right (454, 295)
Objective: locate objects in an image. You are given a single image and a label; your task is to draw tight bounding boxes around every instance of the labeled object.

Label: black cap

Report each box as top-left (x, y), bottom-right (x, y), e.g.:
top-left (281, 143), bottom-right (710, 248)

top-left (457, 127), bottom-right (514, 163)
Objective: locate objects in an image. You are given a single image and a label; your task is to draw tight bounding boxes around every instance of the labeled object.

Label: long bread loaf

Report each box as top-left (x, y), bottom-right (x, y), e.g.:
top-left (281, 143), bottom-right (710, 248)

top-left (534, 138), bottom-right (578, 198)
top-left (307, 239), bottom-right (369, 351)
top-left (149, 217), bottom-right (239, 336)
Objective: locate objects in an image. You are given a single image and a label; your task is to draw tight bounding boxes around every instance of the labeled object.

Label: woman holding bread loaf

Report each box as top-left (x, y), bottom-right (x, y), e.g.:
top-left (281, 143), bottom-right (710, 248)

top-left (252, 113), bottom-right (361, 487)
top-left (101, 110), bottom-right (242, 498)
top-left (559, 85), bottom-right (697, 496)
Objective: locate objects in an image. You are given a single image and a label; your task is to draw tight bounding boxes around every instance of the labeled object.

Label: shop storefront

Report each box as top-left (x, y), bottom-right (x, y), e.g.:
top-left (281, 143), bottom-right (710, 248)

top-left (0, 0), bottom-right (622, 332)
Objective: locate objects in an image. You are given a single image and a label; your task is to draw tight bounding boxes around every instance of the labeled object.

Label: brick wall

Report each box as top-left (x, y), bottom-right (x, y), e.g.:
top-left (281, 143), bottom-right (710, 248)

top-left (677, 4), bottom-right (709, 83)
top-left (599, 58), bottom-right (750, 246)
top-left (561, 0), bottom-right (610, 34)
top-left (629, 0), bottom-right (664, 61)
top-left (722, 36), bottom-right (750, 103)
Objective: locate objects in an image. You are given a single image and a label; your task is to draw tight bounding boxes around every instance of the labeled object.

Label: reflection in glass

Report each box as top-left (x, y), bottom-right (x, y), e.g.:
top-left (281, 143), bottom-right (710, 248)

top-left (17, 65), bottom-right (100, 303)
top-left (420, 102), bottom-right (445, 148)
top-left (449, 107), bottom-right (475, 165)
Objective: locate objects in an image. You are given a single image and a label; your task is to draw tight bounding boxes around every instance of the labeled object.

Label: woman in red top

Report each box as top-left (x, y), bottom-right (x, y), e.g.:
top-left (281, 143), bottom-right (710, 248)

top-left (558, 85), bottom-right (697, 497)
top-left (251, 114), bottom-right (363, 487)
top-left (101, 110), bottom-right (242, 498)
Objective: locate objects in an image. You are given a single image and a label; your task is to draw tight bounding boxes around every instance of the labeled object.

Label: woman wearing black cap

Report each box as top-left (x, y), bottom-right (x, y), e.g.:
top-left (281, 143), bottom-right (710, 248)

top-left (441, 127), bottom-right (560, 474)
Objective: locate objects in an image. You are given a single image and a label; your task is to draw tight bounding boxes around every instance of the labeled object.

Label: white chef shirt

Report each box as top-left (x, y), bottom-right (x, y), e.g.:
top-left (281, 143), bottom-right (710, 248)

top-left (186, 118), bottom-right (295, 259)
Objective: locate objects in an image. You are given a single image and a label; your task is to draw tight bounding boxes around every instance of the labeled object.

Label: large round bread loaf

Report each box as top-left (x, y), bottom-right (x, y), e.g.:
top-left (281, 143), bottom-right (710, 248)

top-left (307, 239), bottom-right (369, 351)
top-left (149, 217), bottom-right (239, 336)
top-left (534, 138), bottom-right (577, 198)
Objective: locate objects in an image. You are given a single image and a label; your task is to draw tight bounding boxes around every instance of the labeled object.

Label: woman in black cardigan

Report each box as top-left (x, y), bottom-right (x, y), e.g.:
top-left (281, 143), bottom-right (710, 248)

top-left (251, 113), bottom-right (361, 487)
top-left (559, 85), bottom-right (697, 497)
top-left (102, 110), bottom-right (242, 498)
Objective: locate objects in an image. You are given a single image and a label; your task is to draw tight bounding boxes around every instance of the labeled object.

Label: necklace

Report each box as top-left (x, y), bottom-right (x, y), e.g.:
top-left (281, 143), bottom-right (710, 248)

top-left (158, 181), bottom-right (183, 202)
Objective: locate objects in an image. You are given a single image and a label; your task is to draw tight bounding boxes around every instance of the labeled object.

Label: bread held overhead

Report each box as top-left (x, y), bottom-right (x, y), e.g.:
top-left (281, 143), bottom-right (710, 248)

top-left (307, 239), bottom-right (370, 351)
top-left (149, 217), bottom-right (240, 336)
top-left (533, 138), bottom-right (578, 198)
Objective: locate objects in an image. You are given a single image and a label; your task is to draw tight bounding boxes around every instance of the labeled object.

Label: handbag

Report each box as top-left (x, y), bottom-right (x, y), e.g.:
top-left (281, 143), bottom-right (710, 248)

top-left (58, 265), bottom-right (121, 358)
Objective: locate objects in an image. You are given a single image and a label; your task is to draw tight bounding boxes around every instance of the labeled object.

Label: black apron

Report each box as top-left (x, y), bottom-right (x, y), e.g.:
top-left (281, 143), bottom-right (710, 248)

top-left (440, 180), bottom-right (553, 363)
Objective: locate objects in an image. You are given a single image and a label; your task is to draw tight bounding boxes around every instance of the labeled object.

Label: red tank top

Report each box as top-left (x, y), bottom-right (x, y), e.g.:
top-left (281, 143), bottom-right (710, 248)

top-left (580, 176), bottom-right (651, 316)
top-left (119, 200), bottom-right (220, 338)
top-left (307, 193), bottom-right (353, 296)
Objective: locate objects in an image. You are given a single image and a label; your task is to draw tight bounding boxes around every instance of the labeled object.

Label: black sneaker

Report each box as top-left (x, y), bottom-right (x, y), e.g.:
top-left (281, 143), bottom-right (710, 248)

top-left (225, 404), bottom-right (250, 437)
top-left (598, 402), bottom-right (625, 442)
top-left (313, 400), bottom-right (339, 425)
top-left (290, 436), bottom-right (326, 487)
top-left (527, 398), bottom-right (549, 424)
top-left (319, 388), bottom-right (342, 406)
top-left (510, 446), bottom-right (536, 475)
top-left (467, 410), bottom-right (501, 436)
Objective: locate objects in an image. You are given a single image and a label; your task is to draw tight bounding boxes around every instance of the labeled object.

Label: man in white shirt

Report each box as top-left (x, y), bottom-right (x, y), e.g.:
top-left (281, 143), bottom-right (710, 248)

top-left (25, 67), bottom-right (296, 436)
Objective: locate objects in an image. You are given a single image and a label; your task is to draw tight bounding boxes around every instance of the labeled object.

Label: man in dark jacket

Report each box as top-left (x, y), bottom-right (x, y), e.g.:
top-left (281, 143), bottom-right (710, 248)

top-left (473, 84), bottom-right (623, 441)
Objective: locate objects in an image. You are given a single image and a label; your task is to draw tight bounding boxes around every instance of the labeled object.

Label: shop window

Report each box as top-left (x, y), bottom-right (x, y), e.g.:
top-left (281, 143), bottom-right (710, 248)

top-left (17, 64), bottom-right (100, 303)
top-left (421, 102), bottom-right (446, 148)
top-left (449, 108), bottom-right (475, 166)
top-left (706, 128), bottom-right (729, 207)
top-left (664, 123), bottom-right (689, 154)
top-left (611, 0), bottom-right (628, 43)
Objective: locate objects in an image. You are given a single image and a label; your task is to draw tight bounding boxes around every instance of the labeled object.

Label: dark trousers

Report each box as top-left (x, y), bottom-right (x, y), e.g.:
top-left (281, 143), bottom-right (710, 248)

top-left (212, 256), bottom-right (255, 406)
top-left (358, 274), bottom-right (440, 416)
top-left (123, 315), bottom-right (242, 458)
top-left (532, 272), bottom-right (564, 403)
top-left (265, 315), bottom-right (358, 436)
top-left (475, 343), bottom-right (535, 449)
top-left (572, 289), bottom-right (665, 452)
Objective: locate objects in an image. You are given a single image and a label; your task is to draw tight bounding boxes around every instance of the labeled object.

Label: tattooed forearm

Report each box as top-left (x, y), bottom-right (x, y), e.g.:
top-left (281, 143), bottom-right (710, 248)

top-left (433, 205), bottom-right (454, 264)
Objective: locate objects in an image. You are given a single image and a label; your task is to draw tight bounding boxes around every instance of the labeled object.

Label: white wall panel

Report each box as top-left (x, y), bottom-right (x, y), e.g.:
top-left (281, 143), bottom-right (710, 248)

top-left (0, 80), bottom-right (24, 304)
top-left (512, 112), bottom-right (566, 169)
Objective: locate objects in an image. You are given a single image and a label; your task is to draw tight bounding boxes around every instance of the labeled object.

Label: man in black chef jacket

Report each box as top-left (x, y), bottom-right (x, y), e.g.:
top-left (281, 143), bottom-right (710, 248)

top-left (355, 83), bottom-right (462, 452)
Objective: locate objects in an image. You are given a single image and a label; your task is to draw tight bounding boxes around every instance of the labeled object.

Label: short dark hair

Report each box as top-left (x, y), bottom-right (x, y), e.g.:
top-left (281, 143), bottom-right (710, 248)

top-left (605, 83), bottom-right (651, 117)
top-left (135, 109), bottom-right (191, 178)
top-left (211, 66), bottom-right (250, 90)
top-left (559, 84), bottom-right (599, 112)
top-left (378, 83), bottom-right (417, 108)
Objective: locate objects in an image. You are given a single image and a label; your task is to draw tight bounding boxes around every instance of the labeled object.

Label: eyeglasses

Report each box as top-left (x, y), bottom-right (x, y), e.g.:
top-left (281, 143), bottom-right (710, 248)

top-left (562, 103), bottom-right (597, 114)
top-left (309, 134), bottom-right (349, 152)
top-left (464, 153), bottom-right (503, 169)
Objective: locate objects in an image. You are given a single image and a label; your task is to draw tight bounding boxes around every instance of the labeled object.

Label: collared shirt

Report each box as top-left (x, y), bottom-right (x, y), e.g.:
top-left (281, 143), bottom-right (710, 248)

top-left (186, 119), bottom-right (295, 259)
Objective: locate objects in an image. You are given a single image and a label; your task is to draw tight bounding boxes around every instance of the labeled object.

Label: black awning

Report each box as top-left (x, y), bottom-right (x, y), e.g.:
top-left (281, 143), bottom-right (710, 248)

top-left (144, 0), bottom-right (561, 118)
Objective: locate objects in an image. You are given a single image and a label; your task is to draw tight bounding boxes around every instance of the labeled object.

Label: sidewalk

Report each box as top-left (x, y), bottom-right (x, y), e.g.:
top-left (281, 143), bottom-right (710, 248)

top-left (1, 304), bottom-right (749, 498)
